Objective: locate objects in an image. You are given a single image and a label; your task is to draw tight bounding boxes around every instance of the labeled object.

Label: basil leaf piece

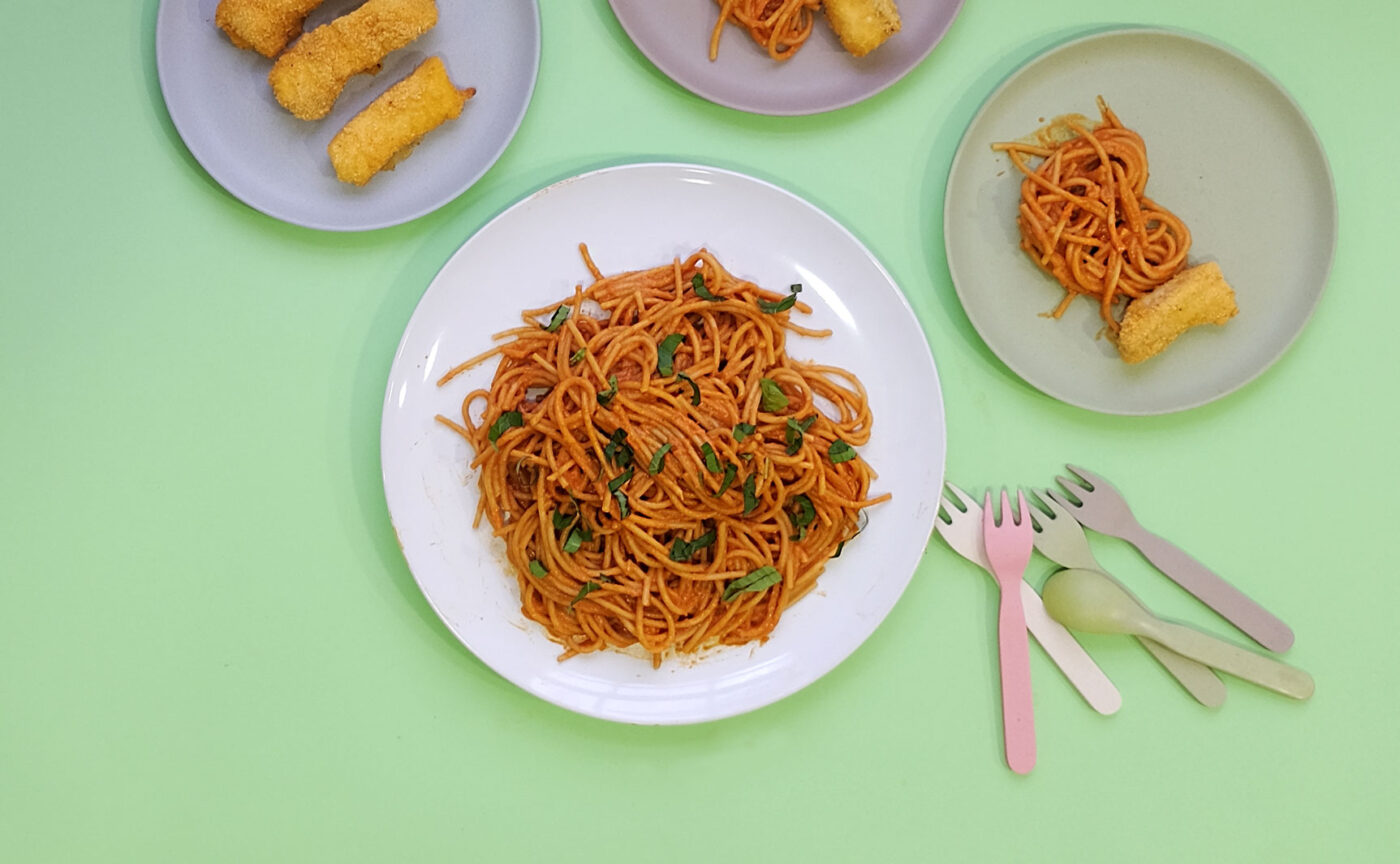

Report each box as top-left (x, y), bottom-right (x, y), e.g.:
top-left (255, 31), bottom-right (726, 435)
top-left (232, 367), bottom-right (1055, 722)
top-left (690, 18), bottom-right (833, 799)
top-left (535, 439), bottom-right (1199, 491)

top-left (670, 529), bottom-right (717, 562)
top-left (783, 416), bottom-right (815, 456)
top-left (647, 442), bottom-right (672, 476)
top-left (759, 378), bottom-right (788, 413)
top-left (657, 333), bottom-right (685, 377)
top-left (487, 411), bottom-right (523, 447)
top-left (722, 565), bottom-right (782, 602)
top-left (562, 525), bottom-right (585, 554)
top-left (569, 347), bottom-right (587, 366)
top-left (602, 427), bottom-right (632, 468)
top-left (713, 463), bottom-right (737, 497)
top-left (828, 439), bottom-right (856, 464)
top-left (756, 283), bottom-right (800, 315)
top-left (552, 509), bottom-right (575, 532)
top-left (528, 560), bottom-right (548, 578)
top-left (691, 273), bottom-right (721, 302)
top-left (786, 493), bottom-right (816, 540)
top-left (832, 540), bottom-right (846, 559)
top-left (701, 442), bottom-right (721, 473)
top-left (742, 472), bottom-right (759, 515)
top-left (607, 466), bottom-right (634, 494)
top-left (677, 371), bottom-right (701, 406)
top-left (596, 374), bottom-right (619, 406)
top-left (568, 581), bottom-right (600, 612)
top-left (613, 489), bottom-right (631, 519)
top-left (733, 422), bottom-right (756, 442)
top-left (544, 304), bottom-right (571, 332)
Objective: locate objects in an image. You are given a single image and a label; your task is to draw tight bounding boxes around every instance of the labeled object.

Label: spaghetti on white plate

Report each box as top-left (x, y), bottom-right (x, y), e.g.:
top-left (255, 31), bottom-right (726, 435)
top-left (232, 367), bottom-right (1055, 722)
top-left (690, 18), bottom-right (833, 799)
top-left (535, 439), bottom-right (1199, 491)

top-left (435, 245), bottom-right (887, 667)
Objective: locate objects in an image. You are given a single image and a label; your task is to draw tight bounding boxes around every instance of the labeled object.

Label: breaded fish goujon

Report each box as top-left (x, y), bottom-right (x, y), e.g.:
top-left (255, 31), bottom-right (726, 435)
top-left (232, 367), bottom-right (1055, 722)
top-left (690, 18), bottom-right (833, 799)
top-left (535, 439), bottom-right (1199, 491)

top-left (216, 0), bottom-right (327, 58)
top-left (269, 0), bottom-right (438, 121)
top-left (822, 0), bottom-right (901, 57)
top-left (328, 56), bottom-right (473, 186)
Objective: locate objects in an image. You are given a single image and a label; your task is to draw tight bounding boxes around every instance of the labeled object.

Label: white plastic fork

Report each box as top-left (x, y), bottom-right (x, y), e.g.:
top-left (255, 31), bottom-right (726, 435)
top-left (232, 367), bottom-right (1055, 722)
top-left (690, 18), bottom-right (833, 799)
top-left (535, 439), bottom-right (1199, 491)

top-left (1049, 465), bottom-right (1295, 653)
top-left (936, 483), bottom-right (1121, 716)
top-left (1028, 491), bottom-right (1227, 709)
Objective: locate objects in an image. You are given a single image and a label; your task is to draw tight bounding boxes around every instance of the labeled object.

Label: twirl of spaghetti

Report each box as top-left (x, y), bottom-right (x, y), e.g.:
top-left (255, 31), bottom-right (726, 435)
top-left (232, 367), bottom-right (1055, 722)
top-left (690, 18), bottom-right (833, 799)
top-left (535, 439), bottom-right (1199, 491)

top-left (992, 97), bottom-right (1192, 329)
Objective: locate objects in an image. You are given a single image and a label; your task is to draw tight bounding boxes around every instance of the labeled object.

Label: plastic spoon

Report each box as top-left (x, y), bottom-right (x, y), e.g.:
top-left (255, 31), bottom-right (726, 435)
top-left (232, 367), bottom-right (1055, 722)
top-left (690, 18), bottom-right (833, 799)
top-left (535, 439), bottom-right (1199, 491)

top-left (1041, 568), bottom-right (1313, 700)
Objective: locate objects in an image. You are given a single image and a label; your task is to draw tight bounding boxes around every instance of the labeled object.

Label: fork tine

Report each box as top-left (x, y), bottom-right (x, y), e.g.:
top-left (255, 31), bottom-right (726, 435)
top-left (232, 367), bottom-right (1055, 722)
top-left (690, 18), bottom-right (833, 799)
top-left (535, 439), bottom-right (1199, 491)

top-left (1039, 489), bottom-right (1073, 521)
top-left (1014, 489), bottom-right (1028, 526)
top-left (1046, 487), bottom-right (1080, 513)
top-left (1053, 474), bottom-right (1086, 502)
top-left (1065, 464), bottom-right (1103, 490)
top-left (1000, 488), bottom-right (1014, 526)
top-left (944, 481), bottom-right (977, 513)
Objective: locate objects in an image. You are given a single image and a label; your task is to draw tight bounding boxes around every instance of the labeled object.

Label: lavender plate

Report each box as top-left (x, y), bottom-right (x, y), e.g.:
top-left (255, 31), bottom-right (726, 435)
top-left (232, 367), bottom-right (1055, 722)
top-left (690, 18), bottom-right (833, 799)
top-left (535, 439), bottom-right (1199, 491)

top-left (609, 0), bottom-right (964, 116)
top-left (156, 0), bottom-right (539, 231)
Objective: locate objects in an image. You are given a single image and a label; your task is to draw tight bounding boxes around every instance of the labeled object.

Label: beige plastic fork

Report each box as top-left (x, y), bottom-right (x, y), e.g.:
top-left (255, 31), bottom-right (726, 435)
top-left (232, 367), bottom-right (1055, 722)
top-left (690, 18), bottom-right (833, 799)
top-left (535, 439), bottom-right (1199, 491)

top-left (1049, 465), bottom-right (1295, 653)
top-left (936, 484), bottom-right (1121, 716)
top-left (1028, 491), bottom-right (1227, 709)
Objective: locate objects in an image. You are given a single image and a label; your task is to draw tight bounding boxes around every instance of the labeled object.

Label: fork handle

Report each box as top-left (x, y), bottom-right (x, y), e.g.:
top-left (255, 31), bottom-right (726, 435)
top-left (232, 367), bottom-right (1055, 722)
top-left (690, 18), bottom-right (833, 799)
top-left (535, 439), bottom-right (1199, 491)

top-left (1021, 581), bottom-right (1121, 715)
top-left (997, 583), bottom-right (1037, 774)
top-left (1125, 526), bottom-right (1295, 653)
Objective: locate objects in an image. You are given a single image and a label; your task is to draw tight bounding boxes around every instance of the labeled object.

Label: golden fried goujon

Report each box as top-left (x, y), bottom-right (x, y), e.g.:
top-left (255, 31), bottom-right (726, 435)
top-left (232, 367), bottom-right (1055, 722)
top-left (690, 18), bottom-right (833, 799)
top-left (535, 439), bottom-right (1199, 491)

top-left (822, 0), bottom-right (901, 58)
top-left (268, 0), bottom-right (438, 121)
top-left (215, 0), bottom-right (327, 58)
top-left (328, 56), bottom-right (473, 186)
top-left (1117, 261), bottom-right (1239, 364)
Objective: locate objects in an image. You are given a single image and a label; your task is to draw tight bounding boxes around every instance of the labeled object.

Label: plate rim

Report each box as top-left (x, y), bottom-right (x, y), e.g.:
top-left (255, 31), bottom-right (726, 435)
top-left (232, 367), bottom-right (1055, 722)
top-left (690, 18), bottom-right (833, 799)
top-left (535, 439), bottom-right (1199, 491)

top-left (153, 0), bottom-right (542, 232)
top-left (379, 160), bottom-right (945, 724)
top-left (942, 25), bottom-right (1338, 415)
top-left (607, 0), bottom-right (966, 116)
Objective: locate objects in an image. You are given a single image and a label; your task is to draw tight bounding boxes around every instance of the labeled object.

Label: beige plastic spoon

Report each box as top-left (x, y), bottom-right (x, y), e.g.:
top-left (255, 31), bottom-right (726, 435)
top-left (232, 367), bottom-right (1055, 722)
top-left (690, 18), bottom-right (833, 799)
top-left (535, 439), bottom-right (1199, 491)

top-left (1042, 569), bottom-right (1314, 700)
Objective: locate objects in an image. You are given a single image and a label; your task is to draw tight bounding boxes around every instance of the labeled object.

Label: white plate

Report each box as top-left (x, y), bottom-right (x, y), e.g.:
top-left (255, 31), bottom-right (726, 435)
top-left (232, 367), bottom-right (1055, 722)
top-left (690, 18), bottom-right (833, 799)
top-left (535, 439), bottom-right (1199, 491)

top-left (155, 0), bottom-right (539, 231)
top-left (609, 0), bottom-right (964, 116)
top-left (381, 163), bottom-right (945, 724)
top-left (944, 28), bottom-right (1336, 414)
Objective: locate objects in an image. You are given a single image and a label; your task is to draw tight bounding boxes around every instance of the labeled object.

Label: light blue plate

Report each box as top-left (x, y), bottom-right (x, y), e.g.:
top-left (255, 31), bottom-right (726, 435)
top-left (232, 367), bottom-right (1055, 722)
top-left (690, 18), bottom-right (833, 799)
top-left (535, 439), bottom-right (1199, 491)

top-left (156, 0), bottom-right (540, 231)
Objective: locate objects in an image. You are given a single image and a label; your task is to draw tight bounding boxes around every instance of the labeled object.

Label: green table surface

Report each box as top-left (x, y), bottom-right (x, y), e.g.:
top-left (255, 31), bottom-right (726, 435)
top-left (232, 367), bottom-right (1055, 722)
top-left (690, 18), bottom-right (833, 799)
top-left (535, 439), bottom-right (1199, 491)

top-left (4, 1), bottom-right (1397, 860)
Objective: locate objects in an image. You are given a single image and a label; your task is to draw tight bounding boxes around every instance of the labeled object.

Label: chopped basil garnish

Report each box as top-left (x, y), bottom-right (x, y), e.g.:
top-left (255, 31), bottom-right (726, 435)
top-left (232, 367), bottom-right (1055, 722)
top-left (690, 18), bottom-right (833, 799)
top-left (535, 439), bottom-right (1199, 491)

top-left (544, 304), bottom-right (571, 332)
top-left (756, 283), bottom-right (801, 314)
top-left (784, 415), bottom-right (816, 455)
top-left (722, 565), bottom-right (782, 602)
top-left (603, 428), bottom-right (632, 468)
top-left (714, 463), bottom-right (737, 496)
top-left (691, 273), bottom-right (721, 302)
top-left (733, 422), bottom-right (756, 442)
top-left (669, 529), bottom-right (717, 562)
top-left (828, 439), bottom-right (856, 464)
top-left (607, 466), bottom-right (634, 494)
top-left (596, 374), bottom-right (619, 406)
top-left (657, 333), bottom-right (685, 377)
top-left (568, 581), bottom-right (600, 612)
top-left (759, 378), bottom-right (788, 413)
top-left (832, 540), bottom-right (846, 559)
top-left (552, 509), bottom-right (575, 532)
top-left (487, 411), bottom-right (523, 447)
top-left (742, 472), bottom-right (759, 515)
top-left (701, 442), bottom-right (721, 473)
top-left (647, 442), bottom-right (672, 476)
top-left (569, 347), bottom-right (587, 365)
top-left (528, 560), bottom-right (548, 578)
top-left (562, 522), bottom-right (592, 554)
top-left (786, 493), bottom-right (816, 540)
top-left (613, 489), bottom-right (631, 519)
top-left (677, 371), bottom-right (701, 406)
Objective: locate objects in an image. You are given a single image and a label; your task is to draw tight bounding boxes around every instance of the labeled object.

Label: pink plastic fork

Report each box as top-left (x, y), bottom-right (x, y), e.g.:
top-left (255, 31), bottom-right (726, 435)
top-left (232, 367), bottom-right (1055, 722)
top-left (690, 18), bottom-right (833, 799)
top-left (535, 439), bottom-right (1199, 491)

top-left (983, 489), bottom-right (1036, 775)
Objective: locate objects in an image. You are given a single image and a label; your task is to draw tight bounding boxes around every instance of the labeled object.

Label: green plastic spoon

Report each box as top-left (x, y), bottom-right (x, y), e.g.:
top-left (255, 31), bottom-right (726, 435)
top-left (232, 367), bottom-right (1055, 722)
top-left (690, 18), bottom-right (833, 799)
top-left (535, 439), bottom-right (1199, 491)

top-left (1042, 568), bottom-right (1314, 700)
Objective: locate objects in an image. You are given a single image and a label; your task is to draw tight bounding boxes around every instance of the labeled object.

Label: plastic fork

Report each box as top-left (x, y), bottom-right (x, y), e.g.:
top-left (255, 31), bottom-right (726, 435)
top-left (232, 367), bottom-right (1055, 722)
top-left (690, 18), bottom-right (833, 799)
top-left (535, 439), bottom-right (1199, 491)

top-left (936, 483), bottom-right (1120, 716)
top-left (983, 489), bottom-right (1036, 775)
top-left (1027, 491), bottom-right (1228, 709)
top-left (1048, 465), bottom-right (1295, 653)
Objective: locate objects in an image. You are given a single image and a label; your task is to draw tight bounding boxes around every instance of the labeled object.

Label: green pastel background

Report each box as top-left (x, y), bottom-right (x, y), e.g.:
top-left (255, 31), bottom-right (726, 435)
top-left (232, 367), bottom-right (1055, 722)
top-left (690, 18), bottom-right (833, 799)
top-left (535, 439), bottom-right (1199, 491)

top-left (3, 0), bottom-right (1395, 860)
